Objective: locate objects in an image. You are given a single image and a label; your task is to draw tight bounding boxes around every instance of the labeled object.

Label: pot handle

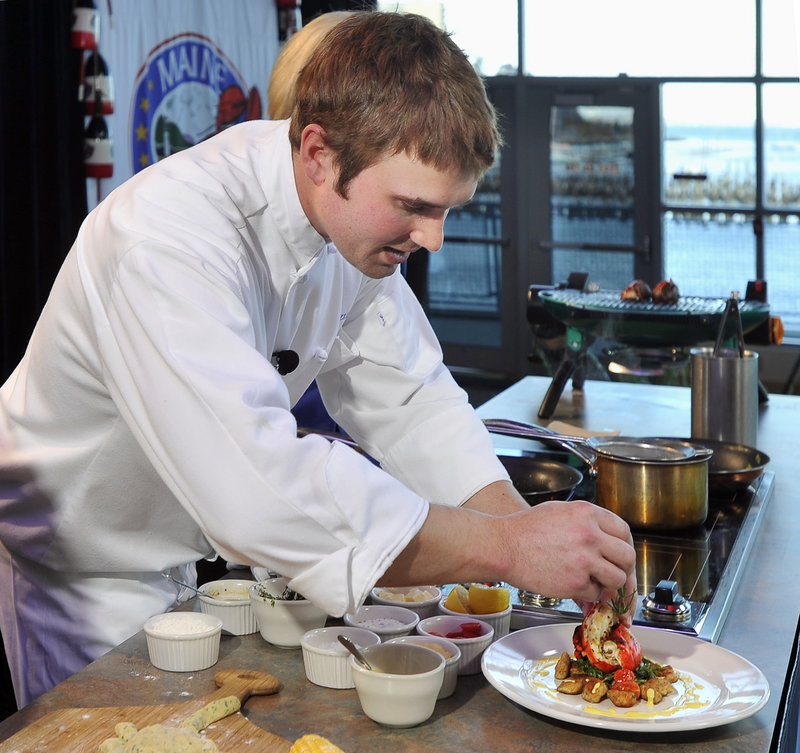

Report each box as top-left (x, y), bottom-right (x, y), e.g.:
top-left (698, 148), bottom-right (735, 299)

top-left (482, 418), bottom-right (596, 467)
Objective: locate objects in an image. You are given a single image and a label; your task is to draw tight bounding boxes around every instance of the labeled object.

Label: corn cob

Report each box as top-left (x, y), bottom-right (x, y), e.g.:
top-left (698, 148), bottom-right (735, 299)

top-left (289, 733), bottom-right (347, 753)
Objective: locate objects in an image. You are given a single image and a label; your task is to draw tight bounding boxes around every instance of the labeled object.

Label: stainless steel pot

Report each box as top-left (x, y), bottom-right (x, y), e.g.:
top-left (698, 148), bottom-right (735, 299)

top-left (592, 446), bottom-right (709, 530)
top-left (483, 419), bottom-right (711, 531)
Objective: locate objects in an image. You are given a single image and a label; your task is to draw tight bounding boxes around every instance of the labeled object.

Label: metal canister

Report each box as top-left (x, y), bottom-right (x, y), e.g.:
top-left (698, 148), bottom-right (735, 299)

top-left (691, 346), bottom-right (759, 448)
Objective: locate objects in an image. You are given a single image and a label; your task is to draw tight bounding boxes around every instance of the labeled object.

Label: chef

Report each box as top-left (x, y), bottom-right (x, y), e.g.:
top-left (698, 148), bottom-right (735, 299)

top-left (0, 11), bottom-right (636, 706)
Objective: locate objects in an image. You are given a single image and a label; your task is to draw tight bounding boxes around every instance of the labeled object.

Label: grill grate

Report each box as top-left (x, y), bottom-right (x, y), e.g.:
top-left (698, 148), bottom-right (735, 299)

top-left (534, 288), bottom-right (770, 348)
top-left (541, 289), bottom-right (765, 316)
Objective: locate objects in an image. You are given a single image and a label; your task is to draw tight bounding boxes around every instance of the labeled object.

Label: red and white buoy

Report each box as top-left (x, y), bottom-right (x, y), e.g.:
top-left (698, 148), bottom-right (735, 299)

top-left (84, 113), bottom-right (113, 179)
top-left (82, 52), bottom-right (114, 115)
top-left (71, 0), bottom-right (99, 51)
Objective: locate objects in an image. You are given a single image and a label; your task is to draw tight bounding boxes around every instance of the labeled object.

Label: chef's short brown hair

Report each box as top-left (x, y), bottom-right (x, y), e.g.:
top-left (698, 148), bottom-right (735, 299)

top-left (289, 11), bottom-right (501, 197)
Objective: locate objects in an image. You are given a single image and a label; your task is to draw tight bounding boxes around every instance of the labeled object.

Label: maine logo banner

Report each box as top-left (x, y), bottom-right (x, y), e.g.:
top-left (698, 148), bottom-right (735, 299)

top-left (88, 0), bottom-right (278, 210)
top-left (130, 32), bottom-right (262, 172)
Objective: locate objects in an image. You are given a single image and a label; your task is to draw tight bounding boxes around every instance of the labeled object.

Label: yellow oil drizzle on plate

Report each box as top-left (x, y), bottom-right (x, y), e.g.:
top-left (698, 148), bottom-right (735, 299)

top-left (522, 657), bottom-right (714, 720)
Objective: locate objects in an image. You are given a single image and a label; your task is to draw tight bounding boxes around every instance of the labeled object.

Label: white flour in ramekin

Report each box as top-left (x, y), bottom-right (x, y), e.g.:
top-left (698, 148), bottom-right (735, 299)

top-left (148, 614), bottom-right (216, 635)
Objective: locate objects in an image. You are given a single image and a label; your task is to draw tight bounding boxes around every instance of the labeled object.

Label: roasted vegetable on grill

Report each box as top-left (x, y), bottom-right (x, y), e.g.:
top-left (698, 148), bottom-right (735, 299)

top-left (621, 279), bottom-right (652, 302)
top-left (653, 278), bottom-right (680, 305)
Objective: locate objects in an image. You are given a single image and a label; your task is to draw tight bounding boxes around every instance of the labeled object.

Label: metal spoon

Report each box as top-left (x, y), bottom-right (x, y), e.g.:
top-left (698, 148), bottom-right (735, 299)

top-left (162, 571), bottom-right (215, 599)
top-left (337, 634), bottom-right (375, 671)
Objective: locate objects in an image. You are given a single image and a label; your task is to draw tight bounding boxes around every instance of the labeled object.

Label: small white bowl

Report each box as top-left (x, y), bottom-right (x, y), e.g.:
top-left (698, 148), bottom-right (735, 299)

top-left (385, 634), bottom-right (460, 698)
top-left (369, 586), bottom-right (441, 619)
top-left (349, 642), bottom-right (445, 727)
top-left (301, 626), bottom-right (381, 689)
top-left (198, 579), bottom-right (258, 635)
top-left (249, 578), bottom-right (328, 648)
top-left (438, 599), bottom-right (512, 641)
top-left (344, 605), bottom-right (419, 641)
top-left (416, 615), bottom-right (493, 675)
top-left (143, 611), bottom-right (222, 672)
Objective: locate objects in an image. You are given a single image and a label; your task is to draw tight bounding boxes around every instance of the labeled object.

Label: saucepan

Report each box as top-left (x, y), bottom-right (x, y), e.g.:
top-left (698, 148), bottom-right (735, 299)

top-left (483, 418), bottom-right (712, 531)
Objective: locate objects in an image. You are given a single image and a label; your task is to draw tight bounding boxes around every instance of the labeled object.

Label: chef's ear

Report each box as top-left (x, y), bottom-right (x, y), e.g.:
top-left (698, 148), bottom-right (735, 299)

top-left (298, 124), bottom-right (334, 187)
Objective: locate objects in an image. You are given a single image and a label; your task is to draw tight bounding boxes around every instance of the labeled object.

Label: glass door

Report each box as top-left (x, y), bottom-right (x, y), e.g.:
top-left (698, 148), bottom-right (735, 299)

top-left (525, 83), bottom-right (660, 292)
top-left (425, 80), bottom-right (661, 378)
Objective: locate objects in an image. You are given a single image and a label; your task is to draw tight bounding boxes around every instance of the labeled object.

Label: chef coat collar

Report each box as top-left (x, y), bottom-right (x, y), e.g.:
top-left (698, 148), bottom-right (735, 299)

top-left (255, 119), bottom-right (328, 269)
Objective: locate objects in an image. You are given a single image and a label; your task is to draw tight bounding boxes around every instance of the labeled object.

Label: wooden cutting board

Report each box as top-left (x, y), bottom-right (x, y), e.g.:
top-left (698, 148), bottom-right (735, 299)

top-left (0, 669), bottom-right (291, 753)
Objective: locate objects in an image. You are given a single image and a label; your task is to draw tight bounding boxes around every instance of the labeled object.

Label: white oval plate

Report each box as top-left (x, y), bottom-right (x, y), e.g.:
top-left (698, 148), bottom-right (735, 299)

top-left (481, 623), bottom-right (769, 732)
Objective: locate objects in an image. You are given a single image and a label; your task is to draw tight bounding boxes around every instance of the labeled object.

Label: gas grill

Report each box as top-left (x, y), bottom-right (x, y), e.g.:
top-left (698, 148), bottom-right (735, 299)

top-left (528, 286), bottom-right (770, 418)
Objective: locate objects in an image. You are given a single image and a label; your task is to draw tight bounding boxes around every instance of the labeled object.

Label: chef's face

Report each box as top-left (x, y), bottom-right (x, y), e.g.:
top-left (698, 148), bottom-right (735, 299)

top-left (317, 150), bottom-right (478, 280)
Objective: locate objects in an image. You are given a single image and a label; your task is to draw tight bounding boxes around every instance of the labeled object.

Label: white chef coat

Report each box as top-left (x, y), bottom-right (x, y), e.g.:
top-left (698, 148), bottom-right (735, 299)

top-left (0, 119), bottom-right (509, 704)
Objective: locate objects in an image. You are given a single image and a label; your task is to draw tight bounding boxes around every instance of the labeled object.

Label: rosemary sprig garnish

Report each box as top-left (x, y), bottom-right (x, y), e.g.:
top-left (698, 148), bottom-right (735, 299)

top-left (609, 586), bottom-right (636, 616)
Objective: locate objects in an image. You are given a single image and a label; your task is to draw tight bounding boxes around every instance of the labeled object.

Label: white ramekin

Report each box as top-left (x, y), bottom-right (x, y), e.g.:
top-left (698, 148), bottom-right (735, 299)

top-left (249, 579), bottom-right (328, 648)
top-left (349, 643), bottom-right (445, 727)
top-left (198, 579), bottom-right (258, 635)
top-left (385, 634), bottom-right (461, 698)
top-left (416, 615), bottom-right (493, 675)
top-left (369, 586), bottom-right (442, 619)
top-left (343, 605), bottom-right (419, 641)
top-left (438, 599), bottom-right (512, 641)
top-left (143, 611), bottom-right (222, 672)
top-left (301, 626), bottom-right (381, 689)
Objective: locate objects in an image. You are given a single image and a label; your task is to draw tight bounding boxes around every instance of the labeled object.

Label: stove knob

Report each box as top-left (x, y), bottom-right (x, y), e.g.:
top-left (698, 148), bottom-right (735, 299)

top-left (642, 579), bottom-right (691, 623)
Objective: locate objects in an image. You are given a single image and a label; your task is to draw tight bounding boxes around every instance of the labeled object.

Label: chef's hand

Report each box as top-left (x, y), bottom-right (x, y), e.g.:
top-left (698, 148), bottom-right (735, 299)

top-left (380, 497), bottom-right (636, 618)
top-left (503, 499), bottom-right (637, 618)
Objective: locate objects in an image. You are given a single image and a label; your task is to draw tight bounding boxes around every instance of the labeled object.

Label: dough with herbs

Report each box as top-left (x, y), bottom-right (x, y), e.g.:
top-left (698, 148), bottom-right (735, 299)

top-left (99, 723), bottom-right (219, 752)
top-left (98, 696), bottom-right (241, 753)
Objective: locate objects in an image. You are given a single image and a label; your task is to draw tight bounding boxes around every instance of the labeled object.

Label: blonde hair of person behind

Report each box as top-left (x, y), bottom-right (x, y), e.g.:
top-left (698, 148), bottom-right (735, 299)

top-left (267, 11), bottom-right (355, 120)
top-left (290, 11), bottom-right (501, 198)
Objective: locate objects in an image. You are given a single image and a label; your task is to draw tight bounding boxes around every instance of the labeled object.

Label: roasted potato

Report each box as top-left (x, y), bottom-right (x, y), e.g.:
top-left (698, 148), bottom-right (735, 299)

top-left (556, 676), bottom-right (587, 695)
top-left (581, 678), bottom-right (608, 703)
top-left (641, 685), bottom-right (664, 705)
top-left (657, 664), bottom-right (679, 683)
top-left (554, 652), bottom-right (572, 680)
top-left (607, 688), bottom-right (639, 708)
top-left (642, 676), bottom-right (674, 697)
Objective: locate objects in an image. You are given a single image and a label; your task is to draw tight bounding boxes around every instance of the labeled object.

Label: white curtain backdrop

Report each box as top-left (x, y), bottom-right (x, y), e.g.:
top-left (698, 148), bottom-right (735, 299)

top-left (86, 0), bottom-right (279, 210)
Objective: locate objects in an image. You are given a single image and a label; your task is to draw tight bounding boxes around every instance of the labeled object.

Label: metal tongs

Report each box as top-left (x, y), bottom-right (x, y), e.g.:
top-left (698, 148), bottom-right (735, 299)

top-left (713, 291), bottom-right (746, 357)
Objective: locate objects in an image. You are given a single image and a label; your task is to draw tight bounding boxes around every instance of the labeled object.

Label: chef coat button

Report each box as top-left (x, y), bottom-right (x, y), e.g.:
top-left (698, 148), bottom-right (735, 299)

top-left (314, 348), bottom-right (328, 362)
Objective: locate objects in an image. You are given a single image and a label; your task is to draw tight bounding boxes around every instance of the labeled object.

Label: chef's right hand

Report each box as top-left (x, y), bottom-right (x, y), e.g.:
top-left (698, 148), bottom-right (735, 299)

top-left (501, 499), bottom-right (637, 611)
